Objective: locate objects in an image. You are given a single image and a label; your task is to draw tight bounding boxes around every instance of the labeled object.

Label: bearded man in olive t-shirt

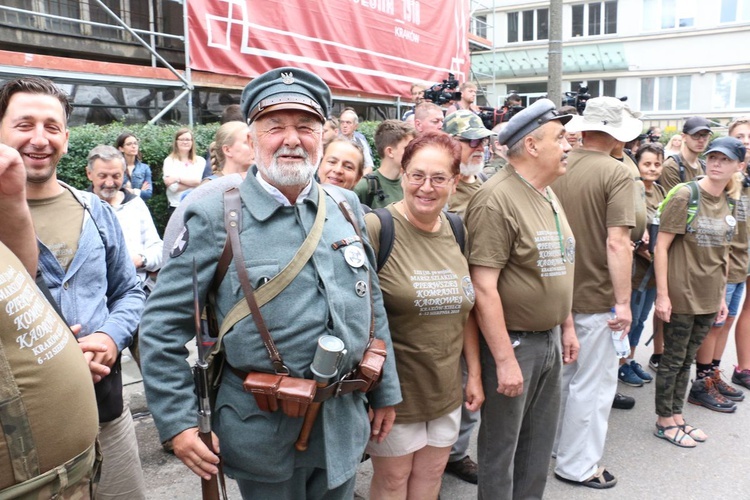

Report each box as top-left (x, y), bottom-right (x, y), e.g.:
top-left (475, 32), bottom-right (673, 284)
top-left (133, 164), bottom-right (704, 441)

top-left (465, 99), bottom-right (579, 500)
top-left (550, 97), bottom-right (640, 490)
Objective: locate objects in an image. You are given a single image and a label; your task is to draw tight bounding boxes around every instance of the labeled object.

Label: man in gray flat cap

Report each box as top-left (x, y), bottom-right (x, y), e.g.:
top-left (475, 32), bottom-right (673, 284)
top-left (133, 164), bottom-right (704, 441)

top-left (464, 99), bottom-right (579, 499)
top-left (551, 96), bottom-right (639, 490)
top-left (140, 67), bottom-right (401, 498)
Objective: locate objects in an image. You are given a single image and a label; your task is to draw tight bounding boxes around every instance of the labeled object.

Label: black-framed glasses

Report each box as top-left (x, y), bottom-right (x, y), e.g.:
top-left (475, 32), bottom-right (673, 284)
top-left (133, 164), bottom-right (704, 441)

top-left (459, 137), bottom-right (489, 148)
top-left (689, 132), bottom-right (711, 140)
top-left (403, 171), bottom-right (454, 187)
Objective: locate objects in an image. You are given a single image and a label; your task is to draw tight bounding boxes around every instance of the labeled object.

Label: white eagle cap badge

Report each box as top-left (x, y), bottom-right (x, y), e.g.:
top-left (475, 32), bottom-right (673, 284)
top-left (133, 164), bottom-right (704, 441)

top-left (280, 72), bottom-right (295, 85)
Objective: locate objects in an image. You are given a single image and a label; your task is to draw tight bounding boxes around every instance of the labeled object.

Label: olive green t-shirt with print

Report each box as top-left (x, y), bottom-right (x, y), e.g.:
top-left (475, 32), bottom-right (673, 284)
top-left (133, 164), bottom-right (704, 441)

top-left (365, 205), bottom-right (473, 424)
top-left (551, 148), bottom-right (635, 314)
top-left (354, 170), bottom-right (403, 209)
top-left (28, 190), bottom-right (84, 272)
top-left (0, 242), bottom-right (98, 490)
top-left (659, 154), bottom-right (703, 191)
top-left (659, 184), bottom-right (733, 315)
top-left (465, 164), bottom-right (575, 331)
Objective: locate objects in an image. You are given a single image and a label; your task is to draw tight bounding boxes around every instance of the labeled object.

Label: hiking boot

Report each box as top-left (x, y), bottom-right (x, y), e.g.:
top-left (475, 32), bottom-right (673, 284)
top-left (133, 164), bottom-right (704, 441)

top-left (612, 392), bottom-right (635, 410)
top-left (630, 360), bottom-right (653, 383)
top-left (688, 377), bottom-right (737, 413)
top-left (732, 366), bottom-right (750, 390)
top-left (444, 455), bottom-right (478, 484)
top-left (649, 354), bottom-right (661, 371)
top-left (709, 368), bottom-right (744, 401)
top-left (618, 363), bottom-right (644, 387)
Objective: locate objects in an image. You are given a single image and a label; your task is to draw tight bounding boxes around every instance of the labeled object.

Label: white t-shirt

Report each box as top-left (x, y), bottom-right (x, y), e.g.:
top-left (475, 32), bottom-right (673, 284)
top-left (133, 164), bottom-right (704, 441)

top-left (163, 155), bottom-right (206, 207)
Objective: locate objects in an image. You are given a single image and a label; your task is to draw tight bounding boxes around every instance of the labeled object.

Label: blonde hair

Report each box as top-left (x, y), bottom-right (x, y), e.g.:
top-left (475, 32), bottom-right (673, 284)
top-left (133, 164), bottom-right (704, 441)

top-left (209, 122), bottom-right (248, 175)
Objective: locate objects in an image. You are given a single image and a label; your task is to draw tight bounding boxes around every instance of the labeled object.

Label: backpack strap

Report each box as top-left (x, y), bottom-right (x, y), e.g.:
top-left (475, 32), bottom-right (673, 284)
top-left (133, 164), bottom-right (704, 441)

top-left (372, 208), bottom-right (395, 271)
top-left (684, 181), bottom-right (701, 229)
top-left (444, 211), bottom-right (466, 254)
top-left (364, 173), bottom-right (386, 207)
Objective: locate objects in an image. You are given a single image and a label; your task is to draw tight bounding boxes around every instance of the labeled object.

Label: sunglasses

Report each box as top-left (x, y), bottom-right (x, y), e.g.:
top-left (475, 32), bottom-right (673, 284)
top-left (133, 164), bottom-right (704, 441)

top-left (459, 137), bottom-right (489, 148)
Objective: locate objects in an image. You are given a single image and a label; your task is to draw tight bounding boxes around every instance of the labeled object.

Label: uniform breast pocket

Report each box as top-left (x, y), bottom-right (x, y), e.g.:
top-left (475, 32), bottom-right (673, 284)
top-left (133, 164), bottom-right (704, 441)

top-left (229, 259), bottom-right (280, 295)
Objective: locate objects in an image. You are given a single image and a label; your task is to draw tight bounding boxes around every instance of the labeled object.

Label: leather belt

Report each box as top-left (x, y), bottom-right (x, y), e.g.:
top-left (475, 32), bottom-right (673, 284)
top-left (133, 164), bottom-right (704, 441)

top-left (228, 366), bottom-right (370, 403)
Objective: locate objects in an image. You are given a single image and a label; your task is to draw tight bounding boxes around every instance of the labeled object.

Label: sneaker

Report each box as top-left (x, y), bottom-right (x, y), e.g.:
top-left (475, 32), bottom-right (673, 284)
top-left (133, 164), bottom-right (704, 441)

top-left (649, 354), bottom-right (661, 371)
top-left (710, 368), bottom-right (744, 401)
top-left (688, 377), bottom-right (737, 413)
top-left (612, 392), bottom-right (635, 410)
top-left (444, 455), bottom-right (478, 484)
top-left (630, 360), bottom-right (653, 383)
top-left (732, 366), bottom-right (750, 390)
top-left (618, 363), bottom-right (644, 387)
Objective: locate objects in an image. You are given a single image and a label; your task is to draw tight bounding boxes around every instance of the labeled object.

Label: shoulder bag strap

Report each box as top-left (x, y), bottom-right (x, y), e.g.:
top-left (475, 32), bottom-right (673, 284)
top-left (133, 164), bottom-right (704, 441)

top-left (321, 184), bottom-right (376, 342)
top-left (218, 186), bottom-right (327, 341)
top-left (372, 208), bottom-right (395, 271)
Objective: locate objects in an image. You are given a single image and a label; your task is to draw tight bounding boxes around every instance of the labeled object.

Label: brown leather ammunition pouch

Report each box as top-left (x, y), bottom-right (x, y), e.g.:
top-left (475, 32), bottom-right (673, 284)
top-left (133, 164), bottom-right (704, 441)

top-left (354, 338), bottom-right (387, 393)
top-left (240, 371), bottom-right (316, 418)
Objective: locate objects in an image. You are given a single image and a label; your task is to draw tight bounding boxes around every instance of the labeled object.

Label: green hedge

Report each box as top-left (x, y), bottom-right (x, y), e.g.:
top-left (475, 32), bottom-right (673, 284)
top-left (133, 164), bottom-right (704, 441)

top-left (59, 120), bottom-right (380, 233)
top-left (58, 123), bottom-right (219, 233)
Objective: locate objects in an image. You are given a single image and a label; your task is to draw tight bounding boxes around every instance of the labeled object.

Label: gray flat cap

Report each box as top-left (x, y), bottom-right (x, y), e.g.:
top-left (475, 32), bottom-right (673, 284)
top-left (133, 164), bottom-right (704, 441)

top-left (240, 67), bottom-right (331, 124)
top-left (498, 99), bottom-right (572, 147)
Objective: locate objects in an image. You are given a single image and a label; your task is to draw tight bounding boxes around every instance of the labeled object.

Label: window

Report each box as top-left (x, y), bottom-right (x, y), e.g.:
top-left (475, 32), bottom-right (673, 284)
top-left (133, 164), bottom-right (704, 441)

top-left (507, 8), bottom-right (549, 42)
top-left (713, 72), bottom-right (750, 110)
top-left (640, 76), bottom-right (691, 111)
top-left (571, 1), bottom-right (618, 37)
top-left (643, 0), bottom-right (696, 31)
top-left (571, 80), bottom-right (617, 97)
top-left (472, 14), bottom-right (488, 39)
top-left (720, 0), bottom-right (750, 23)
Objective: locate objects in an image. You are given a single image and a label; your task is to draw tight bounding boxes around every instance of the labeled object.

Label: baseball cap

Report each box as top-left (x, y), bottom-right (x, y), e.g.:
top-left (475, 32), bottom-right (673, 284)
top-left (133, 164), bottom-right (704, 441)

top-left (705, 136), bottom-right (747, 162)
top-left (442, 110), bottom-right (492, 140)
top-left (683, 116), bottom-right (712, 135)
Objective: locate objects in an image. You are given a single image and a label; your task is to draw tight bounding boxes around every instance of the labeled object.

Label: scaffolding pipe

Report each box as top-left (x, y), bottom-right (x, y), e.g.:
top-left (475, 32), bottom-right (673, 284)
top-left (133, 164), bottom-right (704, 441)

top-left (149, 88), bottom-right (191, 124)
top-left (183, 0), bottom-right (194, 126)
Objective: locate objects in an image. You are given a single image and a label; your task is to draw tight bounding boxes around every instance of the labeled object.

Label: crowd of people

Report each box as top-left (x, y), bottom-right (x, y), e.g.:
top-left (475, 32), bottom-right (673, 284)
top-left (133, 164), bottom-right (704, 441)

top-left (1, 66), bottom-right (749, 500)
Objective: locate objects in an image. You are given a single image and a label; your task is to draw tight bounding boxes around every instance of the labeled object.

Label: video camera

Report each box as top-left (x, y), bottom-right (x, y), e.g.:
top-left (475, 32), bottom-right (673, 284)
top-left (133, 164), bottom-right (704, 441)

top-left (562, 86), bottom-right (591, 115)
top-left (477, 94), bottom-right (525, 129)
top-left (422, 73), bottom-right (461, 106)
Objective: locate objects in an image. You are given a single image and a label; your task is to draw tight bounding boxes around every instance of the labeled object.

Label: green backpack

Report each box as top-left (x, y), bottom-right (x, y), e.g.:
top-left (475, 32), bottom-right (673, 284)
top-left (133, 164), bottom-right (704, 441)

top-left (658, 180), bottom-right (736, 236)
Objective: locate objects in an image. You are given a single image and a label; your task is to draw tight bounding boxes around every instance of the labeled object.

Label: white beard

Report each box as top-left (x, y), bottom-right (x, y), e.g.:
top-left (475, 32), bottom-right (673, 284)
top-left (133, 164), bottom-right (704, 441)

top-left (460, 159), bottom-right (483, 177)
top-left (256, 144), bottom-right (319, 187)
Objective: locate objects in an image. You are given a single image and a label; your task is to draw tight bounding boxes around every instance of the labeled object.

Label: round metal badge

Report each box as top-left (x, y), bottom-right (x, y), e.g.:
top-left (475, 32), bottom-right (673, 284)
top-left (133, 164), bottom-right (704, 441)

top-left (344, 245), bottom-right (366, 268)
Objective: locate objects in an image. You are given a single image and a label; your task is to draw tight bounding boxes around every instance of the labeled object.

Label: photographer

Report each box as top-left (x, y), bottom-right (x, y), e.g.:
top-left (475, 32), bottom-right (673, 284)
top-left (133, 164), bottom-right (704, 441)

top-left (446, 82), bottom-right (481, 115)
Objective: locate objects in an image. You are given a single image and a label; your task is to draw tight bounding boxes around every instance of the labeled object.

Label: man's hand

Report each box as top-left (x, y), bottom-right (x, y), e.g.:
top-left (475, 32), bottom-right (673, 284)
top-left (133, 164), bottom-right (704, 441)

top-left (77, 331), bottom-right (118, 383)
top-left (561, 323), bottom-right (579, 365)
top-left (369, 406), bottom-right (396, 443)
top-left (172, 427), bottom-right (221, 481)
top-left (496, 357), bottom-right (523, 398)
top-left (465, 374), bottom-right (484, 412)
top-left (608, 302), bottom-right (632, 336)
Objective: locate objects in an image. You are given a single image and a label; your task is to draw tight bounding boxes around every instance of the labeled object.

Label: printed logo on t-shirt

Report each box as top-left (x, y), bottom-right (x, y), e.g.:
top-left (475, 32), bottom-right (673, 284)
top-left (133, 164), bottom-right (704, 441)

top-left (411, 268), bottom-right (465, 316)
top-left (535, 230), bottom-right (570, 278)
top-left (693, 216), bottom-right (732, 247)
top-left (0, 264), bottom-right (70, 365)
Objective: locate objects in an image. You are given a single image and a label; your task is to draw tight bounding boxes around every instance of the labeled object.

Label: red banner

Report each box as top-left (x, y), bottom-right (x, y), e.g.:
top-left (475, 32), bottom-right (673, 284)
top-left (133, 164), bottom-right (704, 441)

top-left (188, 0), bottom-right (470, 99)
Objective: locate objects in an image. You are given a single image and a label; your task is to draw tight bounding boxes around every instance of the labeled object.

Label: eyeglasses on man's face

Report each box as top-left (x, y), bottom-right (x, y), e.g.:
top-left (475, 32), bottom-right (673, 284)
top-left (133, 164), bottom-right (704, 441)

top-left (459, 137), bottom-right (489, 148)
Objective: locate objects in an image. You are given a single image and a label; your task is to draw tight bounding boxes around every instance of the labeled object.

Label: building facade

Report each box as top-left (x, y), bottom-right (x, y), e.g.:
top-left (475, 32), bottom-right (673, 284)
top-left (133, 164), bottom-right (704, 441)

top-left (471, 0), bottom-right (750, 129)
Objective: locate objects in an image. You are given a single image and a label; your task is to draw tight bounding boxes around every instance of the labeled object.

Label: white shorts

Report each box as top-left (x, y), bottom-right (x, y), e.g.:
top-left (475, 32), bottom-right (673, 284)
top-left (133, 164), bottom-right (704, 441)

top-left (365, 405), bottom-right (461, 457)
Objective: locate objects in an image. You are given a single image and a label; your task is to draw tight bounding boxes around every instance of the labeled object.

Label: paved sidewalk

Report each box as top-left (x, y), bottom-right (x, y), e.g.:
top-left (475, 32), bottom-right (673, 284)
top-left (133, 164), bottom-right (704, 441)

top-left (126, 316), bottom-right (750, 498)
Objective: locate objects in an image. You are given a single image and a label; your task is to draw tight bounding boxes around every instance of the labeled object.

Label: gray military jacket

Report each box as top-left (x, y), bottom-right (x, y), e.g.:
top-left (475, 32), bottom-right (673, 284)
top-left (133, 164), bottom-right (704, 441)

top-left (140, 170), bottom-right (401, 489)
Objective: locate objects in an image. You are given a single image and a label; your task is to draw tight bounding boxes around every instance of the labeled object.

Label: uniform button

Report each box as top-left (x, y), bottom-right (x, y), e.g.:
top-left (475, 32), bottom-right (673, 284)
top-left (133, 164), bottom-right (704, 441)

top-left (63, 281), bottom-right (69, 290)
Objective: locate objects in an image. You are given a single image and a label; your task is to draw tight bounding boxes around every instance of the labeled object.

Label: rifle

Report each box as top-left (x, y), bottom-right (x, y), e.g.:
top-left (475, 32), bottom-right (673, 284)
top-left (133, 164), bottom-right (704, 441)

top-left (192, 259), bottom-right (228, 500)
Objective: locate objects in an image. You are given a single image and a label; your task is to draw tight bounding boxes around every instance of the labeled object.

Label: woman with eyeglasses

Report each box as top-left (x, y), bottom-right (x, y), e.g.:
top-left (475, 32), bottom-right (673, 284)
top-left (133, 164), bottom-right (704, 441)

top-left (116, 131), bottom-right (153, 201)
top-left (364, 132), bottom-right (483, 499)
top-left (163, 128), bottom-right (206, 216)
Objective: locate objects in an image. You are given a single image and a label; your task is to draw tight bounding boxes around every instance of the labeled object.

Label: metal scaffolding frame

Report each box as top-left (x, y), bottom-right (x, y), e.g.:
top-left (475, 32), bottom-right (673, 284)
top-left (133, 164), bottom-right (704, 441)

top-left (0, 0), bottom-right (194, 125)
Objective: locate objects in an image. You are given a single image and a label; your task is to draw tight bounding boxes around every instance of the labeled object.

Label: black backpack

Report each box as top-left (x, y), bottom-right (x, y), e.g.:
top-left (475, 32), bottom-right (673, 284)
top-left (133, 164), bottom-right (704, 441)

top-left (371, 208), bottom-right (465, 271)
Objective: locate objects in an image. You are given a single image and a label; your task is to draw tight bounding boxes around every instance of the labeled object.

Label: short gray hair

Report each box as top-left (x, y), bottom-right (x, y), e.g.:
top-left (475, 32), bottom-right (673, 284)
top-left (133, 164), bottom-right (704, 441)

top-left (87, 145), bottom-right (126, 171)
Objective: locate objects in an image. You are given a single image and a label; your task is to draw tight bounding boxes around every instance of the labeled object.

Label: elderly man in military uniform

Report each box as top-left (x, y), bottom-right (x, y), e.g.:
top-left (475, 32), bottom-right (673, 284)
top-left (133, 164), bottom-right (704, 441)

top-left (464, 99), bottom-right (579, 499)
top-left (140, 67), bottom-right (401, 499)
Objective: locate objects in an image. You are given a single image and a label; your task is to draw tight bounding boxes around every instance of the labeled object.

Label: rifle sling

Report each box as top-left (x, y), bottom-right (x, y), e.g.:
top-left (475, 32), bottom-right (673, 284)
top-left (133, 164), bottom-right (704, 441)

top-left (220, 186), bottom-right (327, 372)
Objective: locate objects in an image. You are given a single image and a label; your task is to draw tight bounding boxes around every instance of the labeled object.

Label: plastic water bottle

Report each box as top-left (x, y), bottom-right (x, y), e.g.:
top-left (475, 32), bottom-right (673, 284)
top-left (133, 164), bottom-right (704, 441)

top-left (610, 307), bottom-right (630, 358)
